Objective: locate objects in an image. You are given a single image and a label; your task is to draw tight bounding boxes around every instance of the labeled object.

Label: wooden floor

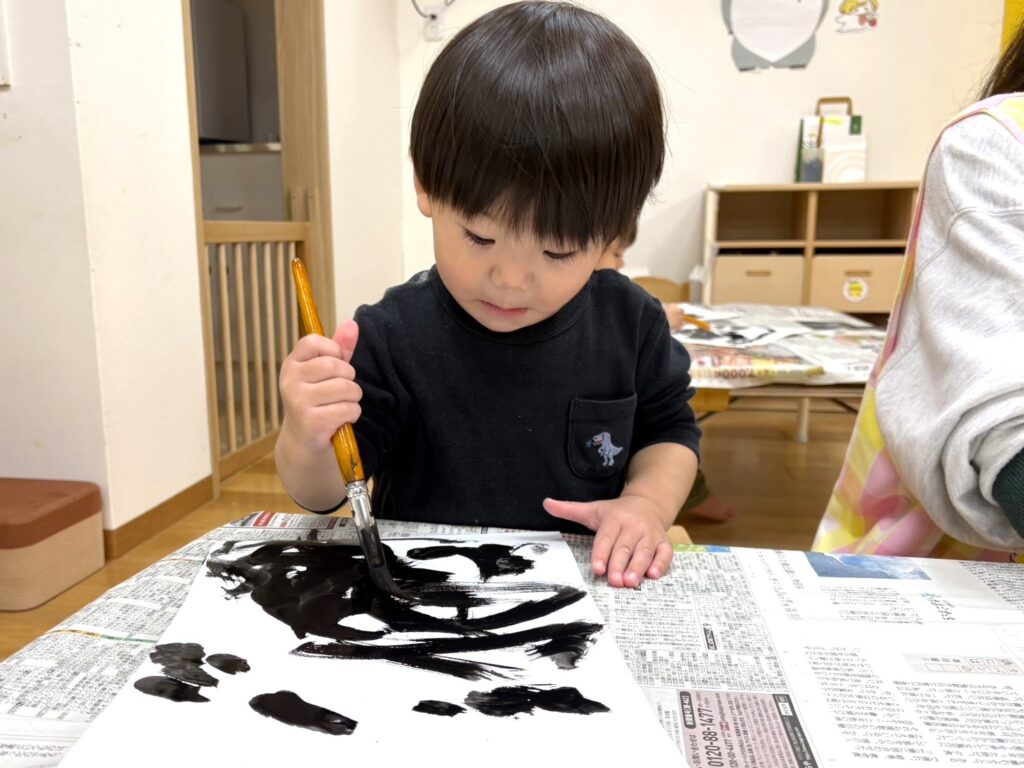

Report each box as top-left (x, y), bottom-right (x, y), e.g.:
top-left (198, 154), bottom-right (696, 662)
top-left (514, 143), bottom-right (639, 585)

top-left (0, 402), bottom-right (855, 662)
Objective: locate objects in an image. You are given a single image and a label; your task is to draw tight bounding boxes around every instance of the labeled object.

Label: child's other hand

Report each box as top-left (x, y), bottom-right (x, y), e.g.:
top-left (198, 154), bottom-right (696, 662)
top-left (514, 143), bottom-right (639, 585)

top-left (542, 496), bottom-right (673, 588)
top-left (662, 303), bottom-right (685, 332)
top-left (279, 319), bottom-right (362, 452)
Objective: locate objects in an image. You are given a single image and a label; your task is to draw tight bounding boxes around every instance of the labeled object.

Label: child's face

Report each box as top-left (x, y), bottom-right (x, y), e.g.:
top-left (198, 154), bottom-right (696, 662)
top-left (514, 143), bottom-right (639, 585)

top-left (418, 193), bottom-right (606, 333)
top-left (595, 237), bottom-right (627, 272)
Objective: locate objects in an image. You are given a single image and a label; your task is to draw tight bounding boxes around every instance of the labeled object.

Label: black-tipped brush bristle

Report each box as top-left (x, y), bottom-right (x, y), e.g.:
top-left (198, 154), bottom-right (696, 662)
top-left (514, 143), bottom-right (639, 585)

top-left (369, 565), bottom-right (418, 602)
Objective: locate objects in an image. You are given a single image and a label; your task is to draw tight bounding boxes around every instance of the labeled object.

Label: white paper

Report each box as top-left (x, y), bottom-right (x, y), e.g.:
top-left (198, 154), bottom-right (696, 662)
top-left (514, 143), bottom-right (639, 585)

top-left (6, 515), bottom-right (1024, 767)
top-left (60, 533), bottom-right (678, 768)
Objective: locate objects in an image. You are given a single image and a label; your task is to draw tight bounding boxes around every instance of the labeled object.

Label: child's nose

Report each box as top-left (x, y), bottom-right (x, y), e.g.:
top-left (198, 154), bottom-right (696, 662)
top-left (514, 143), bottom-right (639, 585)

top-left (491, 260), bottom-right (530, 290)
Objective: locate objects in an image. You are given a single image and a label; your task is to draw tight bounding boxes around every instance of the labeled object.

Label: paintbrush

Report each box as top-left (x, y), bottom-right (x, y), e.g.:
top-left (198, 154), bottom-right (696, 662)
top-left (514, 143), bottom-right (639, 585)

top-left (680, 314), bottom-right (712, 332)
top-left (290, 258), bottom-right (413, 601)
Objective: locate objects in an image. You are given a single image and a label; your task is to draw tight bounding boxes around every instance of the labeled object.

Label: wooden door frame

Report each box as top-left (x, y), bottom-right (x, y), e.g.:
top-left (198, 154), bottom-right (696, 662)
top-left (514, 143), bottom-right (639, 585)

top-left (275, 0), bottom-right (336, 331)
top-left (180, 0), bottom-right (335, 489)
top-left (181, 0), bottom-right (221, 496)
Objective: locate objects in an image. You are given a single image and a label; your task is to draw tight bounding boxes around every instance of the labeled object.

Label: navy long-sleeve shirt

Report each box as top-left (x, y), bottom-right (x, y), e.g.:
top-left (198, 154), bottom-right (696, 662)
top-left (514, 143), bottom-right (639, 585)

top-left (329, 267), bottom-right (700, 532)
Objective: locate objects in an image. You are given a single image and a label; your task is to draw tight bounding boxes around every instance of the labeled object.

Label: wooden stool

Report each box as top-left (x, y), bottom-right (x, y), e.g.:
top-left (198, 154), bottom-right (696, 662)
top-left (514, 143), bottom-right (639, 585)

top-left (0, 479), bottom-right (104, 611)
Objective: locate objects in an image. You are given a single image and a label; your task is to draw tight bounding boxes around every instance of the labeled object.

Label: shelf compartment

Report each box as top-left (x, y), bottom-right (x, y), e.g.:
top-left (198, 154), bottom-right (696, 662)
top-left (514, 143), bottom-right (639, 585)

top-left (716, 239), bottom-right (807, 251)
top-left (716, 191), bottom-right (810, 242)
top-left (813, 239), bottom-right (907, 250)
top-left (712, 255), bottom-right (804, 305)
top-left (808, 254), bottom-right (904, 313)
top-left (815, 188), bottom-right (917, 241)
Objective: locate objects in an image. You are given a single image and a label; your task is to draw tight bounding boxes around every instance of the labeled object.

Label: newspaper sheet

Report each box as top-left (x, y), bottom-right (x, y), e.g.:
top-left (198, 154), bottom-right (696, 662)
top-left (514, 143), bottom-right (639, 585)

top-left (2, 515), bottom-right (1023, 767)
top-left (565, 538), bottom-right (1024, 768)
top-left (674, 303), bottom-right (884, 389)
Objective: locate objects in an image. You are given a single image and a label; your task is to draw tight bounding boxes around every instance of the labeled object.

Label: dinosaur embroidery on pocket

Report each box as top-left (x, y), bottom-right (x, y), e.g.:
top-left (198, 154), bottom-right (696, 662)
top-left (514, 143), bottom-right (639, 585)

top-left (586, 432), bottom-right (623, 468)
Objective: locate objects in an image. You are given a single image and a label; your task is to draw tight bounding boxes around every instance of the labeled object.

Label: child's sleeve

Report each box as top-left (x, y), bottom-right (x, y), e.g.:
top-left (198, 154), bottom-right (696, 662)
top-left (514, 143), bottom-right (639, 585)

top-left (993, 449), bottom-right (1024, 538)
top-left (630, 301), bottom-right (701, 457)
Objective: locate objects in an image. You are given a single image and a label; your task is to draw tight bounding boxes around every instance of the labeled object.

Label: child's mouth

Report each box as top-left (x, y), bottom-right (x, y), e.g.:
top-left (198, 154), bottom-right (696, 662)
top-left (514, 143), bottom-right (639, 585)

top-left (481, 301), bottom-right (528, 318)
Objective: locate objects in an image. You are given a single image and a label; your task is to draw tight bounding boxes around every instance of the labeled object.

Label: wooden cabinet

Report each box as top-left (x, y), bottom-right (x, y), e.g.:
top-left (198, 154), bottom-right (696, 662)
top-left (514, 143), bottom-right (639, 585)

top-left (704, 182), bottom-right (918, 312)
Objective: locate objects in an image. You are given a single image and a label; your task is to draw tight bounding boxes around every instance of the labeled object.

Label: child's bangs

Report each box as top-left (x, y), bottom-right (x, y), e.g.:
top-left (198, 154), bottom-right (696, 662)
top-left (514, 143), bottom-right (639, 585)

top-left (410, 1), bottom-right (664, 250)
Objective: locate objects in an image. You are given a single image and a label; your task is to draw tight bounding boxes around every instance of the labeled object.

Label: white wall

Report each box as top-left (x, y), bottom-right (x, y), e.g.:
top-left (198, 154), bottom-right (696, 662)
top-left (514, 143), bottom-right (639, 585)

top-left (397, 0), bottom-right (1005, 282)
top-left (65, 1), bottom-right (211, 530)
top-left (0, 1), bottom-right (109, 496)
top-left (324, 0), bottom-right (405, 321)
top-left (0, 0), bottom-right (211, 532)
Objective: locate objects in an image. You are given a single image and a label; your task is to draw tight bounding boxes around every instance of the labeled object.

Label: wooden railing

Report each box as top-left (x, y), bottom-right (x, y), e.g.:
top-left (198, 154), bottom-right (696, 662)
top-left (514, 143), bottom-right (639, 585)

top-left (201, 221), bottom-right (308, 478)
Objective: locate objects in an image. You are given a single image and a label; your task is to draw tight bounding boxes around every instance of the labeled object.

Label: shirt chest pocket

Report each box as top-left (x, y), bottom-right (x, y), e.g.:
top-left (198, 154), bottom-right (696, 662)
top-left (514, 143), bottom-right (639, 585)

top-left (567, 395), bottom-right (637, 479)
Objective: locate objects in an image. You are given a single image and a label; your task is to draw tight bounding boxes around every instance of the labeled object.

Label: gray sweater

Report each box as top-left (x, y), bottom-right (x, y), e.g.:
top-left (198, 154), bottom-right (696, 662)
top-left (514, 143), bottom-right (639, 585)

top-left (876, 113), bottom-right (1024, 549)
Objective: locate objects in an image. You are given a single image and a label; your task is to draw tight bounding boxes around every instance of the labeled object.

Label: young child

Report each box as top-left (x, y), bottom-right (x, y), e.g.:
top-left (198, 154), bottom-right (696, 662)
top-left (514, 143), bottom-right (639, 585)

top-left (276, 2), bottom-right (701, 588)
top-left (813, 30), bottom-right (1024, 561)
top-left (597, 224), bottom-right (735, 524)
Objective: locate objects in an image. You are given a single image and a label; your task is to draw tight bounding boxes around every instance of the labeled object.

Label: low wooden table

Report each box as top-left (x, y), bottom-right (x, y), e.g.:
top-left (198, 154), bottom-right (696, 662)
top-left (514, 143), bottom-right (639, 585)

top-left (691, 383), bottom-right (864, 443)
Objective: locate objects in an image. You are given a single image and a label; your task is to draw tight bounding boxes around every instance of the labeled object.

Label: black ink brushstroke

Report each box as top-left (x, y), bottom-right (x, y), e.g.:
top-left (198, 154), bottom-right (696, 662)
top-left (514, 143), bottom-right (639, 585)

top-left (150, 643), bottom-right (218, 687)
top-left (294, 621), bottom-right (603, 680)
top-left (464, 686), bottom-right (609, 717)
top-left (405, 543), bottom-right (534, 580)
top-left (134, 675), bottom-right (210, 703)
top-left (206, 653), bottom-right (250, 674)
top-left (249, 690), bottom-right (357, 735)
top-left (527, 625), bottom-right (600, 669)
top-left (413, 700), bottom-right (466, 717)
top-left (205, 540), bottom-right (602, 680)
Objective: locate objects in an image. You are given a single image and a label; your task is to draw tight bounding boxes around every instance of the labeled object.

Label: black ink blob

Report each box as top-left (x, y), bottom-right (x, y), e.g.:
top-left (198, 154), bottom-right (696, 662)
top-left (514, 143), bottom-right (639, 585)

top-left (134, 675), bottom-right (210, 703)
top-left (465, 686), bottom-right (609, 717)
top-left (206, 653), bottom-right (250, 674)
top-left (205, 540), bottom-right (602, 679)
top-left (249, 690), bottom-right (357, 735)
top-left (405, 543), bottom-right (534, 580)
top-left (413, 700), bottom-right (466, 717)
top-left (150, 642), bottom-right (218, 687)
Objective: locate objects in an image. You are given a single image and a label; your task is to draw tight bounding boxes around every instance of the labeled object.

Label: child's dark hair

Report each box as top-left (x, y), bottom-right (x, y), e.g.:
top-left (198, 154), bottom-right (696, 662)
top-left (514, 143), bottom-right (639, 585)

top-left (982, 22), bottom-right (1024, 97)
top-left (410, 1), bottom-right (664, 250)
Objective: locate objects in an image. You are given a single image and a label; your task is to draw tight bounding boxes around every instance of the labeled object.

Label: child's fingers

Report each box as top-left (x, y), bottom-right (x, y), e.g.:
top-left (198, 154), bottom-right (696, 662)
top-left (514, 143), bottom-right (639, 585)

top-left (606, 529), bottom-right (642, 588)
top-left (306, 378), bottom-right (363, 409)
top-left (287, 401), bottom-right (362, 447)
top-left (313, 403), bottom-right (366, 428)
top-left (590, 517), bottom-right (622, 576)
top-left (299, 355), bottom-right (357, 384)
top-left (542, 498), bottom-right (600, 531)
top-left (645, 541), bottom-right (674, 580)
top-left (291, 333), bottom-right (346, 363)
top-left (623, 538), bottom-right (658, 588)
top-left (332, 320), bottom-right (360, 363)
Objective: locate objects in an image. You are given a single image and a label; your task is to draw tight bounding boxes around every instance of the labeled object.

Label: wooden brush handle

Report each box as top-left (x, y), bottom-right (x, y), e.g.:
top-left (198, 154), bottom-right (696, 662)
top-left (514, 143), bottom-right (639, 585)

top-left (290, 258), bottom-right (366, 484)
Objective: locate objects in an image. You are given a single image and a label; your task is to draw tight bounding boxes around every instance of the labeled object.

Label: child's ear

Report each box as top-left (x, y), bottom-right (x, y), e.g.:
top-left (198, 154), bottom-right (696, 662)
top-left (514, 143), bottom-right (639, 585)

top-left (413, 174), bottom-right (433, 218)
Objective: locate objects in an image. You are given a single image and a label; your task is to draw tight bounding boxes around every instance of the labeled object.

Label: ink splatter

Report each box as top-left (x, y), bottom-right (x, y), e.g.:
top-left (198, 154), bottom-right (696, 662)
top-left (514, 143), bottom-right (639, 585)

top-left (205, 540), bottom-right (602, 680)
top-left (150, 643), bottom-right (218, 687)
top-left (206, 653), bottom-right (250, 674)
top-left (465, 686), bottom-right (609, 717)
top-left (406, 543), bottom-right (534, 580)
top-left (136, 643), bottom-right (250, 702)
top-left (134, 676), bottom-right (210, 703)
top-left (413, 700), bottom-right (466, 717)
top-left (250, 690), bottom-right (357, 735)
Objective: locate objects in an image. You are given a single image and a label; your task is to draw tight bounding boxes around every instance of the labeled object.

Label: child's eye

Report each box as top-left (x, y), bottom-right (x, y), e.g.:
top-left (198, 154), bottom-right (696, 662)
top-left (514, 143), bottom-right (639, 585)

top-left (543, 249), bottom-right (579, 262)
top-left (463, 229), bottom-right (495, 247)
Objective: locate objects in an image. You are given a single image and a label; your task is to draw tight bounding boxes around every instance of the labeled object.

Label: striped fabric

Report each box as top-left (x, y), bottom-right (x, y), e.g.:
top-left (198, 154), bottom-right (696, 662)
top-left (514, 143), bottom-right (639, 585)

top-left (812, 95), bottom-right (1023, 563)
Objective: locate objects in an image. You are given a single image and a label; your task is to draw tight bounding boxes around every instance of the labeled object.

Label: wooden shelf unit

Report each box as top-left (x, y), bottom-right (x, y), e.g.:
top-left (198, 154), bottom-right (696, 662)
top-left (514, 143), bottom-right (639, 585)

top-left (703, 182), bottom-right (919, 313)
